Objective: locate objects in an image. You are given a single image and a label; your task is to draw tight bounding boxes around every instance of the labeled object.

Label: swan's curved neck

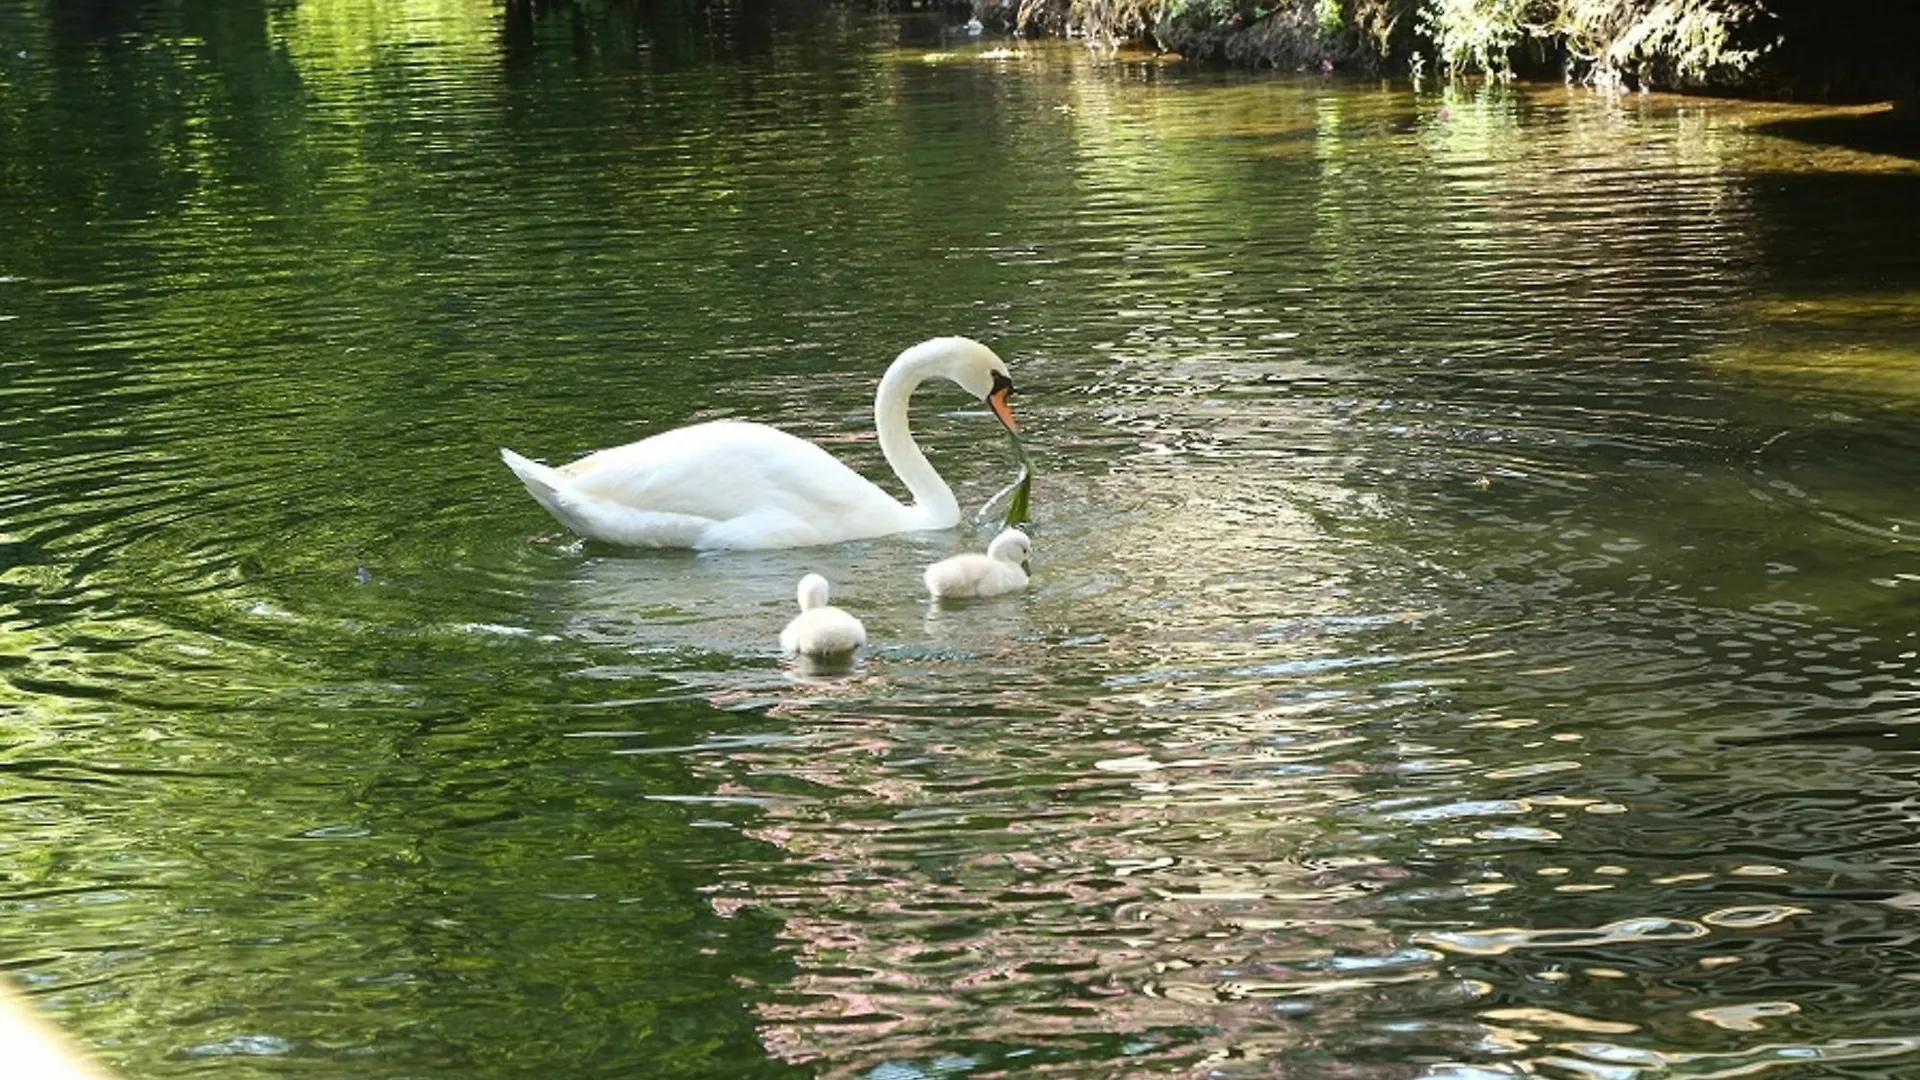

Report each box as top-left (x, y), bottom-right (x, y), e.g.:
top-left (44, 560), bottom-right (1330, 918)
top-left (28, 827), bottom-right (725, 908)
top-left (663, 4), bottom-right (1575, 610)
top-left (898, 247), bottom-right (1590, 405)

top-left (875, 349), bottom-right (960, 530)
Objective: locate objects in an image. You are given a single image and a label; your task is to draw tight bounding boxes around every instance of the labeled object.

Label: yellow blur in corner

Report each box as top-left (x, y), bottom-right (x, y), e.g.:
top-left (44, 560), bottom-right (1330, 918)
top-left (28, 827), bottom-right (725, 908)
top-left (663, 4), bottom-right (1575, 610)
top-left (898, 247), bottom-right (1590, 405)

top-left (2, 981), bottom-right (115, 1080)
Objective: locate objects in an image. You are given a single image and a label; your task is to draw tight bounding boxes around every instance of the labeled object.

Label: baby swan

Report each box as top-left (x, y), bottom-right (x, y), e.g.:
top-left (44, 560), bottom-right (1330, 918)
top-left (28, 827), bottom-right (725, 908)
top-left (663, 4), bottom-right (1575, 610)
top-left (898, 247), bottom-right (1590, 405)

top-left (780, 574), bottom-right (867, 657)
top-left (924, 528), bottom-right (1031, 599)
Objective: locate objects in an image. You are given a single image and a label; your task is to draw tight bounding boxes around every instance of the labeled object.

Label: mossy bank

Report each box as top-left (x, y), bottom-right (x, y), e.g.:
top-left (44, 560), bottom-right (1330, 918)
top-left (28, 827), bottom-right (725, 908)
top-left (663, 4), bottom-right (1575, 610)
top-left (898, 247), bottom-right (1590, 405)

top-left (969, 0), bottom-right (1920, 102)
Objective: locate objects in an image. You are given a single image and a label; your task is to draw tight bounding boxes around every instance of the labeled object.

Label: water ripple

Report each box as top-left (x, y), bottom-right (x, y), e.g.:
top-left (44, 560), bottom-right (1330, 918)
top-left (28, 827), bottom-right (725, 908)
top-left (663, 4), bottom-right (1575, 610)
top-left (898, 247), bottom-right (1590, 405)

top-left (3, 11), bottom-right (1920, 1080)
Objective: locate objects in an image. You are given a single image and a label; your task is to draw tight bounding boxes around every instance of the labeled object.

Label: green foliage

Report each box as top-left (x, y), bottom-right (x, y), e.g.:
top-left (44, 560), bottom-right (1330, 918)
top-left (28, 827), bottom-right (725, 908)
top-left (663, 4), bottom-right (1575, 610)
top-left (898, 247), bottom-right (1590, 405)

top-left (1162, 0), bottom-right (1231, 21)
top-left (1582, 0), bottom-right (1766, 85)
top-left (1419, 0), bottom-right (1528, 75)
top-left (1316, 0), bottom-right (1345, 35)
top-left (1415, 0), bottom-right (1769, 85)
top-left (1131, 0), bottom-right (1768, 86)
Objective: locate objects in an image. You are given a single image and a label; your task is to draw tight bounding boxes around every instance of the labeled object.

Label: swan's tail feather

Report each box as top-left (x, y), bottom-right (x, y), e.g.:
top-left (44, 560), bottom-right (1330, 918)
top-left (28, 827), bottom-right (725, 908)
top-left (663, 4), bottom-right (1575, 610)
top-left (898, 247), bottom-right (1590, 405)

top-left (501, 447), bottom-right (596, 537)
top-left (501, 447), bottom-right (713, 548)
top-left (501, 448), bottom-right (570, 505)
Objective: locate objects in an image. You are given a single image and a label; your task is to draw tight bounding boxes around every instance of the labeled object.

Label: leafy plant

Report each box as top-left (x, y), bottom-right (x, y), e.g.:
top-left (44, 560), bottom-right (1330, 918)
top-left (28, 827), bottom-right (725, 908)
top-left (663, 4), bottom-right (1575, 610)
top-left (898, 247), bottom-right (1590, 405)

top-left (1416, 0), bottom-right (1769, 84)
top-left (1316, 0), bottom-right (1344, 34)
top-left (1419, 0), bottom-right (1530, 75)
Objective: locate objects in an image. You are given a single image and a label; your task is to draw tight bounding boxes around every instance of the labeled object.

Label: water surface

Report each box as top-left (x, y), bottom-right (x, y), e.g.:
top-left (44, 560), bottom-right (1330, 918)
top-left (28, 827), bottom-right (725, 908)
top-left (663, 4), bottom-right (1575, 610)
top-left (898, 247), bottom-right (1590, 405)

top-left (4, 3), bottom-right (1920, 1077)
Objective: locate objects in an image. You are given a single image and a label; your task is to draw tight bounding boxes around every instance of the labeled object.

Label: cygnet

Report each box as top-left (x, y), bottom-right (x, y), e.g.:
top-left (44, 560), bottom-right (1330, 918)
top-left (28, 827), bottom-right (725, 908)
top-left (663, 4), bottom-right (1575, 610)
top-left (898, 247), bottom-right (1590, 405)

top-left (779, 574), bottom-right (867, 656)
top-left (923, 528), bottom-right (1031, 599)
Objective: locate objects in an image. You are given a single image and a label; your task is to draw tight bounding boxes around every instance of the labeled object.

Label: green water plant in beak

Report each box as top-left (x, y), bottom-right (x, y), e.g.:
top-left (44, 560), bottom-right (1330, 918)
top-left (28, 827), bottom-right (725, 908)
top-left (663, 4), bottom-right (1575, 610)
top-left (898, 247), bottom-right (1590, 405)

top-left (981, 368), bottom-right (1031, 529)
top-left (1002, 430), bottom-right (1032, 528)
top-left (979, 424), bottom-right (1032, 529)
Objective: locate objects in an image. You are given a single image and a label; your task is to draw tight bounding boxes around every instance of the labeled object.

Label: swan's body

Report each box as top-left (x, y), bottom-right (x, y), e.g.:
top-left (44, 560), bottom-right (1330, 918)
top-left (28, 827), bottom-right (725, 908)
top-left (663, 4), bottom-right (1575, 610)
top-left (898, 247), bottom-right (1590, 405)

top-left (501, 337), bottom-right (1017, 550)
top-left (924, 528), bottom-right (1031, 599)
top-left (780, 574), bottom-right (866, 656)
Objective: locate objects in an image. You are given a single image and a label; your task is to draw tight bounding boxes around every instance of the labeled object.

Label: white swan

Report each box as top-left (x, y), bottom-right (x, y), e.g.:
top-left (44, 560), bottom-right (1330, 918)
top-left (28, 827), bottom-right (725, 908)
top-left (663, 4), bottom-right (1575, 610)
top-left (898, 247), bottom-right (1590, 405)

top-left (924, 527), bottom-right (1031, 599)
top-left (500, 336), bottom-right (1017, 550)
top-left (780, 574), bottom-right (866, 656)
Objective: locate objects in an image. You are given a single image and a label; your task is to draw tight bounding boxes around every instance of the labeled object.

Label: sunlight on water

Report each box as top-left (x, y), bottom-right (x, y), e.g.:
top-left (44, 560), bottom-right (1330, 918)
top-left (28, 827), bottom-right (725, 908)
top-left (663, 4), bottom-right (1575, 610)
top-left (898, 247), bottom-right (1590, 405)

top-left (2, 2), bottom-right (1920, 1078)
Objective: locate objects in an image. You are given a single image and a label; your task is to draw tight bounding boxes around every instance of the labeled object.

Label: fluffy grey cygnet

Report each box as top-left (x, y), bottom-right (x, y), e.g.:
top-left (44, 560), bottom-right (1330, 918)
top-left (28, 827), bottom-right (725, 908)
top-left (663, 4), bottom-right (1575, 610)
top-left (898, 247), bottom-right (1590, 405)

top-left (779, 574), bottom-right (867, 656)
top-left (923, 528), bottom-right (1031, 599)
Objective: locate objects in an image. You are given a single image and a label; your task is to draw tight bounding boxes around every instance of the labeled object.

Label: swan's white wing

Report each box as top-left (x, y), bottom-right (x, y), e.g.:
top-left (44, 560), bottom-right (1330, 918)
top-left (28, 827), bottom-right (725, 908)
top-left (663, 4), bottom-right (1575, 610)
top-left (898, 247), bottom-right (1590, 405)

top-left (551, 421), bottom-right (912, 548)
top-left (501, 448), bottom-right (714, 547)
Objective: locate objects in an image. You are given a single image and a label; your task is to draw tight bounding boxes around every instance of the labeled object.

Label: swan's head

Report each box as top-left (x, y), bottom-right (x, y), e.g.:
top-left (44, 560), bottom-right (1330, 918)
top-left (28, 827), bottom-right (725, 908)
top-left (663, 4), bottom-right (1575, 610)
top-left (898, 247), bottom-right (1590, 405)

top-left (796, 573), bottom-right (832, 612)
top-left (911, 336), bottom-right (1017, 435)
top-left (987, 527), bottom-right (1031, 572)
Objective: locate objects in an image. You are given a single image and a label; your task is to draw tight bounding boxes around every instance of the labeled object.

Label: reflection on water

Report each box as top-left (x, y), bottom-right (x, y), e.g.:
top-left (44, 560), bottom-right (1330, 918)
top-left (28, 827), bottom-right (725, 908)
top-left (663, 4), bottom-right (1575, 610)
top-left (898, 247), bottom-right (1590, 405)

top-left (4, 2), bottom-right (1920, 1078)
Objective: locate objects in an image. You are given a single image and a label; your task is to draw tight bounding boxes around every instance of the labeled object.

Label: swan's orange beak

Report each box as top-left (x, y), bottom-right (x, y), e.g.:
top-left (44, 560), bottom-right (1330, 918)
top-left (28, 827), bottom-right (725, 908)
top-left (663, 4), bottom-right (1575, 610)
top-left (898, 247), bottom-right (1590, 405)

top-left (988, 373), bottom-right (1017, 435)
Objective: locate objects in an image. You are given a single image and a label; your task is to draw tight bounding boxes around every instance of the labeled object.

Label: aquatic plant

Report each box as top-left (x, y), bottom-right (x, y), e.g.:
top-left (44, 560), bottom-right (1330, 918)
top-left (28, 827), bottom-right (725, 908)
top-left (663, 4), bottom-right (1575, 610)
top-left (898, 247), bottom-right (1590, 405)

top-left (1419, 0), bottom-right (1527, 76)
top-left (988, 0), bottom-right (1783, 92)
top-left (1420, 0), bottom-right (1770, 87)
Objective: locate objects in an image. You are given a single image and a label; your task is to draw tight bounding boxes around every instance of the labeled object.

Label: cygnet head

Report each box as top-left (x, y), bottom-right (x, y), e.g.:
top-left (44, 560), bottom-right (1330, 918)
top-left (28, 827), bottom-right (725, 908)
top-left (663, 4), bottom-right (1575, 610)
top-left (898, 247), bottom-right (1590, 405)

top-left (902, 336), bottom-right (1016, 435)
top-left (795, 572), bottom-right (832, 612)
top-left (987, 528), bottom-right (1031, 571)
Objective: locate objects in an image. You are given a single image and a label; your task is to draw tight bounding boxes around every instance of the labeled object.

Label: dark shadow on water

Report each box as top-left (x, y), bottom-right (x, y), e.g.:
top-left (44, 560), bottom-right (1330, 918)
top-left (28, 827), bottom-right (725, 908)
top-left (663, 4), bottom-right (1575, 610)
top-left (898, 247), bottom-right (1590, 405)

top-left (1742, 169), bottom-right (1920, 291)
top-left (1752, 107), bottom-right (1920, 163)
top-left (501, 0), bottom-right (931, 70)
top-left (1717, 722), bottom-right (1920, 751)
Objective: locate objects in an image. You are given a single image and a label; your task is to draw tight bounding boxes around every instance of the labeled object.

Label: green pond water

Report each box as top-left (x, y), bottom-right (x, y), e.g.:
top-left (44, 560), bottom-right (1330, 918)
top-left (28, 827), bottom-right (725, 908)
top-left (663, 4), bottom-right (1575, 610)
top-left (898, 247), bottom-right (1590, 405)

top-left (5, 3), bottom-right (1920, 1078)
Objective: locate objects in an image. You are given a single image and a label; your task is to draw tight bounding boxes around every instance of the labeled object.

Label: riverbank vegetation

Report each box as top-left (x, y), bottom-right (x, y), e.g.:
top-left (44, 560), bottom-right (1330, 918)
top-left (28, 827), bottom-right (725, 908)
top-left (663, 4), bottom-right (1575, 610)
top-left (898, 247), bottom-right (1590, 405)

top-left (972, 0), bottom-right (1920, 101)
